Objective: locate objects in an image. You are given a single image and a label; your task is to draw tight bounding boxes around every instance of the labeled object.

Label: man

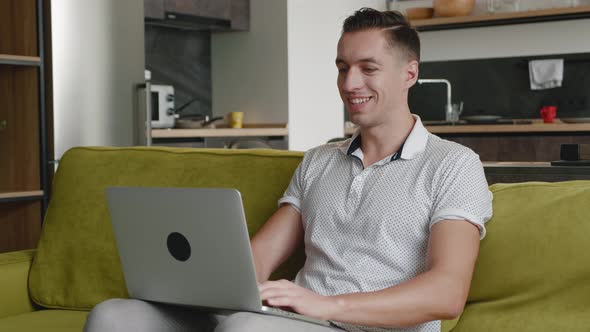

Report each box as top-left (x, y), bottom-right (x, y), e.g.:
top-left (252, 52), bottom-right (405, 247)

top-left (84, 8), bottom-right (492, 332)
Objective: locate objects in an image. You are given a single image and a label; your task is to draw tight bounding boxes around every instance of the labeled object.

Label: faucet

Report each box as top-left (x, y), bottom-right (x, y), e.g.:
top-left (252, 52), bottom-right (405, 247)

top-left (417, 79), bottom-right (459, 123)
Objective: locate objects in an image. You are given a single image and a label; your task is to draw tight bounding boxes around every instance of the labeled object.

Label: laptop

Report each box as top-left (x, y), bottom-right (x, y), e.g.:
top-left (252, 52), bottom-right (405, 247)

top-left (105, 186), bottom-right (330, 327)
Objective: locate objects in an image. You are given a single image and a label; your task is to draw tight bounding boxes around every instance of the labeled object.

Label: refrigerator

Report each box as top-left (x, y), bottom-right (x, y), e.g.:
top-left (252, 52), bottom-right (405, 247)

top-left (52, 0), bottom-right (148, 162)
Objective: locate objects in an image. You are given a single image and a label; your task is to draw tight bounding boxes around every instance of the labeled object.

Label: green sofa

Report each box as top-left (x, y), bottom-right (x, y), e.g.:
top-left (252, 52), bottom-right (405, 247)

top-left (1, 146), bottom-right (589, 332)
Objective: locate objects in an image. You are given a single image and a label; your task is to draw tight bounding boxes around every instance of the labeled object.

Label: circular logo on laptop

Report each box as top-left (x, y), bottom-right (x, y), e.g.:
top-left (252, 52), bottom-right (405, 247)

top-left (166, 232), bottom-right (191, 262)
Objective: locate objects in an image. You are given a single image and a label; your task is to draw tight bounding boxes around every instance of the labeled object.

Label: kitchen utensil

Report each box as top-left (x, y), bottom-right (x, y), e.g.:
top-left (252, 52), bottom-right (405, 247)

top-left (560, 117), bottom-right (590, 123)
top-left (406, 7), bottom-right (434, 20)
top-left (448, 102), bottom-right (464, 123)
top-left (226, 112), bottom-right (244, 128)
top-left (175, 116), bottom-right (224, 129)
top-left (462, 115), bottom-right (503, 124)
top-left (433, 0), bottom-right (475, 17)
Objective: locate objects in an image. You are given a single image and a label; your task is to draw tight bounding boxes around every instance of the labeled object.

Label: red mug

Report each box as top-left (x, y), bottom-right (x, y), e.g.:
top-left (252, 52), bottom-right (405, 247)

top-left (540, 106), bottom-right (557, 123)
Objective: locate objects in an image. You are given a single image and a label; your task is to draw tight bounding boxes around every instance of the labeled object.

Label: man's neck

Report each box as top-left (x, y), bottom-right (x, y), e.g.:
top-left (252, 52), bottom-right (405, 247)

top-left (359, 110), bottom-right (415, 167)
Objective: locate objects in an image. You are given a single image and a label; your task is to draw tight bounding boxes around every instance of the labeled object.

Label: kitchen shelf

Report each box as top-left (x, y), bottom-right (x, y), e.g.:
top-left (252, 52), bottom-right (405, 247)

top-left (0, 54), bottom-right (42, 66)
top-left (152, 127), bottom-right (289, 138)
top-left (345, 119), bottom-right (590, 135)
top-left (411, 5), bottom-right (590, 31)
top-left (0, 191), bottom-right (44, 202)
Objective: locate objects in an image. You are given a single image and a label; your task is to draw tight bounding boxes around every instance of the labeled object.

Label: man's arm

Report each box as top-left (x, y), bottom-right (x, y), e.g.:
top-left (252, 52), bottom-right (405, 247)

top-left (250, 204), bottom-right (304, 283)
top-left (259, 219), bottom-right (480, 327)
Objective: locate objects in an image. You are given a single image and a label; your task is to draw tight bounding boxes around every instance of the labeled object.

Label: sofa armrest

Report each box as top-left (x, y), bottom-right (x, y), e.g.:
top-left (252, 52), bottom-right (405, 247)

top-left (0, 250), bottom-right (36, 318)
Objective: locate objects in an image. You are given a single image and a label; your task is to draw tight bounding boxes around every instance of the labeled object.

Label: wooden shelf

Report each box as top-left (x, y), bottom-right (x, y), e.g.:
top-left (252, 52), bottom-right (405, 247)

top-left (152, 127), bottom-right (289, 138)
top-left (411, 6), bottom-right (590, 31)
top-left (0, 191), bottom-right (44, 201)
top-left (0, 54), bottom-right (42, 66)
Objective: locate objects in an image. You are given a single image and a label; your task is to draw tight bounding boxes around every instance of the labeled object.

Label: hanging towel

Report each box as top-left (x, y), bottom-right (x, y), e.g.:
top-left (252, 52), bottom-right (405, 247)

top-left (529, 59), bottom-right (564, 90)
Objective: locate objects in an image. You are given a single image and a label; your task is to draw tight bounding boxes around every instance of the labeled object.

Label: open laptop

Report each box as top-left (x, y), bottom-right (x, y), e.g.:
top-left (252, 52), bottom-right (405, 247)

top-left (105, 186), bottom-right (330, 327)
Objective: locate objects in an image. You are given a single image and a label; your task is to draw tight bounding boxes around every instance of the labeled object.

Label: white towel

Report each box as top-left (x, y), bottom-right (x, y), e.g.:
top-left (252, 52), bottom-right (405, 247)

top-left (529, 59), bottom-right (564, 90)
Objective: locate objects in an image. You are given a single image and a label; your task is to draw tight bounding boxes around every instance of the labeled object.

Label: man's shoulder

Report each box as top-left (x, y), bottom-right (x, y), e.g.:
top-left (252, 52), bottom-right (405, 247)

top-left (424, 133), bottom-right (480, 164)
top-left (303, 139), bottom-right (350, 162)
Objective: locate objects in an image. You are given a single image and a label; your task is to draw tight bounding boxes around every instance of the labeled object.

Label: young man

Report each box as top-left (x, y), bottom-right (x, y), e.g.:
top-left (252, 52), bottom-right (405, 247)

top-left (84, 8), bottom-right (492, 332)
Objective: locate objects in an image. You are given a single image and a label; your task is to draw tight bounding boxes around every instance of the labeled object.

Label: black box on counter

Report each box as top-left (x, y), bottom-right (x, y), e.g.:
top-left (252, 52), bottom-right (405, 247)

top-left (560, 144), bottom-right (590, 161)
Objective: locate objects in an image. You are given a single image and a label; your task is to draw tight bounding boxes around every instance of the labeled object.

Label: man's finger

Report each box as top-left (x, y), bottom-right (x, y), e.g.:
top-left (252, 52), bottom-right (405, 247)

top-left (258, 280), bottom-right (295, 292)
top-left (267, 296), bottom-right (296, 308)
top-left (259, 287), bottom-right (298, 300)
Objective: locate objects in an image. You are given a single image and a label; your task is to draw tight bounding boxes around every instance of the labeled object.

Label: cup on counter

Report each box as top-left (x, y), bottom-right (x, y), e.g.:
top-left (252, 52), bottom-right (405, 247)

top-left (226, 112), bottom-right (244, 128)
top-left (540, 106), bottom-right (557, 123)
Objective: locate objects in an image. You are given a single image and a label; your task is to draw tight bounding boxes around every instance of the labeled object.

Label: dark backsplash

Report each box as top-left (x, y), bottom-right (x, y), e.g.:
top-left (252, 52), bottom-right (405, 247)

top-left (409, 53), bottom-right (590, 121)
top-left (145, 25), bottom-right (212, 118)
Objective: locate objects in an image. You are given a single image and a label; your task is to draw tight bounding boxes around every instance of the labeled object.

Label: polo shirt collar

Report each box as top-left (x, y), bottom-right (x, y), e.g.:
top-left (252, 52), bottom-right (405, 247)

top-left (339, 114), bottom-right (429, 161)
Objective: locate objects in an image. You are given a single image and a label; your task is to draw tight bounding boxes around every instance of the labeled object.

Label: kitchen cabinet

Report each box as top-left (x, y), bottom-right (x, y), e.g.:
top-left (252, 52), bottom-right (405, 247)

top-left (145, 0), bottom-right (249, 31)
top-left (0, 0), bottom-right (51, 253)
top-left (165, 0), bottom-right (231, 20)
top-left (412, 5), bottom-right (590, 31)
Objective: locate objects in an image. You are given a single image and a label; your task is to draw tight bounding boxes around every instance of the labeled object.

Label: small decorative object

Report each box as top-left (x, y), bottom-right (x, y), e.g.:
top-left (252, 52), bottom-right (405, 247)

top-left (433, 0), bottom-right (476, 17)
top-left (405, 7), bottom-right (435, 20)
top-left (487, 0), bottom-right (521, 13)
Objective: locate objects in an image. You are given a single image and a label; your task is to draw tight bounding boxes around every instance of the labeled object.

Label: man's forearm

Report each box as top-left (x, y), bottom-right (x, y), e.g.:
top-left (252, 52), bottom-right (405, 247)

top-left (328, 269), bottom-right (467, 328)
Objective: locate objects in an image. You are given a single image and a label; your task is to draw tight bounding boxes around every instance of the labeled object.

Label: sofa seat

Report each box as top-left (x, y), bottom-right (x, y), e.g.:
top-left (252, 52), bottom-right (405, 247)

top-left (0, 310), bottom-right (88, 332)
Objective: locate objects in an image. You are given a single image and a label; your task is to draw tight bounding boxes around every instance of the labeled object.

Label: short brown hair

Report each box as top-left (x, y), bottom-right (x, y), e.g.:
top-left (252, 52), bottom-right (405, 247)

top-left (342, 8), bottom-right (420, 62)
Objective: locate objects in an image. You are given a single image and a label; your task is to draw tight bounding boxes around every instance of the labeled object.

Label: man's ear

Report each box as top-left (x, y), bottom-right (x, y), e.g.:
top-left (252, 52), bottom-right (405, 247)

top-left (405, 60), bottom-right (419, 89)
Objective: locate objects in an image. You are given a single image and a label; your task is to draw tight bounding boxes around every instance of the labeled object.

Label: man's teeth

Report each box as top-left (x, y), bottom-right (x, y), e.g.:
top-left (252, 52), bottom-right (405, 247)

top-left (350, 97), bottom-right (371, 105)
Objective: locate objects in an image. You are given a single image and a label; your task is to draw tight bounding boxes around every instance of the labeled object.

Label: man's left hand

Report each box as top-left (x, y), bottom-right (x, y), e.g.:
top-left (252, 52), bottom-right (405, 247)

top-left (258, 279), bottom-right (338, 321)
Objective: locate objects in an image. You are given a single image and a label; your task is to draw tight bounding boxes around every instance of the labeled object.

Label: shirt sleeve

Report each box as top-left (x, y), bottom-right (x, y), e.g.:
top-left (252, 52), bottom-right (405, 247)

top-left (430, 150), bottom-right (493, 240)
top-left (277, 152), bottom-right (310, 214)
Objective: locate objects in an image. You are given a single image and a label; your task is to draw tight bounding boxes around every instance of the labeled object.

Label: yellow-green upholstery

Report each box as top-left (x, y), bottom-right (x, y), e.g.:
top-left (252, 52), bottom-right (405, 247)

top-left (0, 147), bottom-right (588, 331)
top-left (0, 250), bottom-right (36, 319)
top-left (29, 147), bottom-right (305, 310)
top-left (0, 310), bottom-right (88, 332)
top-left (454, 181), bottom-right (590, 331)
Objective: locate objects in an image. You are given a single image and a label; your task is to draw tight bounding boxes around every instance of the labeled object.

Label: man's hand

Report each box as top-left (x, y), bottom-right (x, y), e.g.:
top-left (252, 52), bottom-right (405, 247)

top-left (258, 280), bottom-right (337, 321)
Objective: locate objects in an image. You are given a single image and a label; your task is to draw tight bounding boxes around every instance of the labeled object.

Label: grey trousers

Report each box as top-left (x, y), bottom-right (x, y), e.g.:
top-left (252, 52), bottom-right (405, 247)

top-left (83, 299), bottom-right (344, 332)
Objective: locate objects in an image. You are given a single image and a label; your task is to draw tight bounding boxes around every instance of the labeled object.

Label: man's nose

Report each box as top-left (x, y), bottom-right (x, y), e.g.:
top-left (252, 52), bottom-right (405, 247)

top-left (342, 68), bottom-right (363, 92)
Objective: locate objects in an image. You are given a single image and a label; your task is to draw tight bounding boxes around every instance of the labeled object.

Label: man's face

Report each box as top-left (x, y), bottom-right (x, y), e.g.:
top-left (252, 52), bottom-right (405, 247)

top-left (336, 29), bottom-right (415, 127)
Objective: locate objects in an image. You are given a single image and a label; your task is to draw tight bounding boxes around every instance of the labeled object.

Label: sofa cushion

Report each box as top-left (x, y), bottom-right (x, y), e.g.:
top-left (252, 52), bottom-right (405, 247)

top-left (29, 147), bottom-right (304, 310)
top-left (0, 310), bottom-right (88, 332)
top-left (453, 181), bottom-right (590, 331)
top-left (0, 250), bottom-right (36, 319)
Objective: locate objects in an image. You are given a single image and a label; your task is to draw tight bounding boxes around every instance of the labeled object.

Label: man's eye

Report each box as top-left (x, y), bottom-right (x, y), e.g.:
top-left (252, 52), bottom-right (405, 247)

top-left (364, 67), bottom-right (377, 73)
top-left (337, 67), bottom-right (348, 73)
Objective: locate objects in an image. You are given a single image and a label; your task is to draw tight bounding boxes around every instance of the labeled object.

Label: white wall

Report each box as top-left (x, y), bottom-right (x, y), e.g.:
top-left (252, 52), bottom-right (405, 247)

top-left (52, 0), bottom-right (145, 159)
top-left (420, 19), bottom-right (590, 62)
top-left (211, 0), bottom-right (289, 124)
top-left (212, 0), bottom-right (386, 151)
top-left (286, 0), bottom-right (385, 151)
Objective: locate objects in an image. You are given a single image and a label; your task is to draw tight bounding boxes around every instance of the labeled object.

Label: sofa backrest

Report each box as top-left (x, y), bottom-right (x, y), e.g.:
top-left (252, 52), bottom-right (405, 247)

top-left (452, 181), bottom-right (590, 331)
top-left (29, 147), bottom-right (304, 310)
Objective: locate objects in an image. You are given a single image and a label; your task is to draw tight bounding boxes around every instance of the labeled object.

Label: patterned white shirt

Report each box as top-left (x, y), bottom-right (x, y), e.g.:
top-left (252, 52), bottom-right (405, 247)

top-left (278, 115), bottom-right (493, 332)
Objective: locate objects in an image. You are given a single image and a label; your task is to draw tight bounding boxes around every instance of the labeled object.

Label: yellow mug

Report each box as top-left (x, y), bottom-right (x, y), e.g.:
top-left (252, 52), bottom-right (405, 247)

top-left (226, 112), bottom-right (244, 128)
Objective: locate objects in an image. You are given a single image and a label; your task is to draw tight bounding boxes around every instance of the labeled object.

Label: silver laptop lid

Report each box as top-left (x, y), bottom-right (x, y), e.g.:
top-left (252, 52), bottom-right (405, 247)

top-left (106, 187), bottom-right (262, 312)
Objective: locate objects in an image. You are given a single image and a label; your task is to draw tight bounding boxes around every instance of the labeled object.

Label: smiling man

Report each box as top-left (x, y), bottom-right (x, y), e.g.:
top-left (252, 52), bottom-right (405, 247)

top-left (84, 8), bottom-right (492, 332)
top-left (252, 8), bottom-right (493, 332)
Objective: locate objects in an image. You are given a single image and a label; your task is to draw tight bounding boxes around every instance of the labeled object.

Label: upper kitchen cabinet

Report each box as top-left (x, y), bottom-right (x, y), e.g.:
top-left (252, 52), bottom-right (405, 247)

top-left (145, 0), bottom-right (249, 31)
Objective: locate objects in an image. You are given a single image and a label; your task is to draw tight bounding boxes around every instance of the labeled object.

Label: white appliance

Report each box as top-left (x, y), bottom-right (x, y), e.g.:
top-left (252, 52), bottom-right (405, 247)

top-left (52, 0), bottom-right (148, 161)
top-left (150, 85), bottom-right (176, 129)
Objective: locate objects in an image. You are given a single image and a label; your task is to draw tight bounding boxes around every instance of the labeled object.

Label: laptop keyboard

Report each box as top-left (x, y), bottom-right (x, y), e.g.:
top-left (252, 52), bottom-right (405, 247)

top-left (264, 306), bottom-right (297, 317)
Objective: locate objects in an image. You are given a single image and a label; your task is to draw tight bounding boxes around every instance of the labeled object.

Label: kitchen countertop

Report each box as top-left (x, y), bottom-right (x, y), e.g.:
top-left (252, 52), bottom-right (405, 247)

top-left (344, 119), bottom-right (590, 135)
top-left (152, 126), bottom-right (288, 138)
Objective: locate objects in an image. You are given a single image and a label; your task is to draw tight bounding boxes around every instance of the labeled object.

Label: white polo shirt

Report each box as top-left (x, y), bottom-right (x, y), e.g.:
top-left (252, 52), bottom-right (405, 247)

top-left (278, 115), bottom-right (493, 332)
